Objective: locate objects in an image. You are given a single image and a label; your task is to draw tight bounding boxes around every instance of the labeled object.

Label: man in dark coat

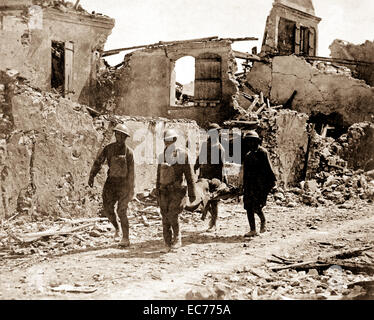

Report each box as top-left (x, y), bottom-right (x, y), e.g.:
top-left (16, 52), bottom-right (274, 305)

top-left (194, 123), bottom-right (227, 230)
top-left (242, 130), bottom-right (276, 237)
top-left (88, 123), bottom-right (135, 247)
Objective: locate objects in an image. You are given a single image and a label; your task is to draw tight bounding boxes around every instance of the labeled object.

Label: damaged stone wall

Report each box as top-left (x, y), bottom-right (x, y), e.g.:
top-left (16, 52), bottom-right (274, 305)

top-left (330, 39), bottom-right (374, 87)
top-left (114, 40), bottom-right (240, 127)
top-left (341, 122), bottom-right (374, 171)
top-left (0, 2), bottom-right (114, 106)
top-left (246, 55), bottom-right (374, 126)
top-left (0, 71), bottom-right (202, 217)
top-left (257, 109), bottom-right (309, 187)
top-left (0, 70), bottom-right (106, 218)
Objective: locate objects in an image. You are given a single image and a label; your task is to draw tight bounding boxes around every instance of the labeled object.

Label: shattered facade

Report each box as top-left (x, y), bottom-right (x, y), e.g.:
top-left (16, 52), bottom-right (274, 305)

top-left (246, 55), bottom-right (374, 127)
top-left (0, 0), bottom-right (115, 105)
top-left (262, 0), bottom-right (321, 56)
top-left (114, 40), bottom-right (240, 127)
top-left (330, 39), bottom-right (374, 87)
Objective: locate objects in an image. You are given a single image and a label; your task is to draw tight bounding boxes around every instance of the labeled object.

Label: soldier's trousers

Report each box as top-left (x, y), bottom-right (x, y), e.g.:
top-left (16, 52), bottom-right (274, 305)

top-left (102, 179), bottom-right (130, 240)
top-left (158, 187), bottom-right (187, 247)
top-left (245, 202), bottom-right (266, 232)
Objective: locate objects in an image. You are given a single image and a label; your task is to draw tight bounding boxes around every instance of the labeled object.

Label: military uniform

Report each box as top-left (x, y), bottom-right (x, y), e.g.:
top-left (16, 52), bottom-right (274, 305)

top-left (89, 142), bottom-right (135, 243)
top-left (156, 147), bottom-right (196, 248)
top-left (243, 145), bottom-right (276, 233)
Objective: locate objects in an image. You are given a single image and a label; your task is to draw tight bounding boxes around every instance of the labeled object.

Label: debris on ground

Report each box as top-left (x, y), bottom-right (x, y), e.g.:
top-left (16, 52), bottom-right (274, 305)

top-left (50, 284), bottom-right (97, 294)
top-left (193, 240), bottom-right (374, 300)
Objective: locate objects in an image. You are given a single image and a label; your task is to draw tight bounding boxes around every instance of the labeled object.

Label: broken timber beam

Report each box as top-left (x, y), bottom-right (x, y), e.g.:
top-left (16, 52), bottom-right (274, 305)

top-left (223, 120), bottom-right (258, 128)
top-left (233, 51), bottom-right (262, 61)
top-left (102, 36), bottom-right (219, 57)
top-left (272, 247), bottom-right (373, 271)
top-left (248, 96), bottom-right (259, 113)
top-left (302, 55), bottom-right (374, 66)
top-left (73, 0), bottom-right (80, 9)
top-left (220, 37), bottom-right (258, 42)
top-left (11, 223), bottom-right (97, 244)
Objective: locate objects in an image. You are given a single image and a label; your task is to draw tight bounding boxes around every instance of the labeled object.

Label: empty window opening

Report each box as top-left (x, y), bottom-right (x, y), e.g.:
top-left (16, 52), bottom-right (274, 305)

top-left (308, 112), bottom-right (348, 139)
top-left (278, 17), bottom-right (296, 55)
top-left (171, 56), bottom-right (195, 106)
top-left (51, 41), bottom-right (65, 93)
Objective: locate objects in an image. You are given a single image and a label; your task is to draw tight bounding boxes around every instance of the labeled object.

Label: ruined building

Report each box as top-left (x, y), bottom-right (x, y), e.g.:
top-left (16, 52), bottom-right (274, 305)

top-left (0, 0), bottom-right (115, 105)
top-left (330, 39), bottom-right (374, 87)
top-left (1, 0), bottom-right (374, 218)
top-left (262, 0), bottom-right (321, 56)
top-left (112, 38), bottom-right (241, 126)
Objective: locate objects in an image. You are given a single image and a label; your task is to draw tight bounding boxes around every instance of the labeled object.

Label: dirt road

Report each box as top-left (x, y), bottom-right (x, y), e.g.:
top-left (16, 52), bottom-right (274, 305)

top-left (1, 200), bottom-right (373, 300)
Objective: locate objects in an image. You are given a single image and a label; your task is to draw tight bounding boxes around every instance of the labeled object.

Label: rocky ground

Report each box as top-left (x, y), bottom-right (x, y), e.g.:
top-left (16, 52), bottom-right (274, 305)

top-left (0, 196), bottom-right (373, 300)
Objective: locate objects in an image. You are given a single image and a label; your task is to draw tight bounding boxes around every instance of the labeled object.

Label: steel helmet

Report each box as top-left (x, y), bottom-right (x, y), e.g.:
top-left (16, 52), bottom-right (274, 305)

top-left (208, 123), bottom-right (221, 130)
top-left (113, 123), bottom-right (131, 137)
top-left (164, 129), bottom-right (178, 141)
top-left (244, 130), bottom-right (260, 140)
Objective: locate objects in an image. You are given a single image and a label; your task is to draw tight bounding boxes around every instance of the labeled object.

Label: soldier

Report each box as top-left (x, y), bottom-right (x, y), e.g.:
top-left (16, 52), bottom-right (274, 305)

top-left (88, 123), bottom-right (135, 247)
top-left (241, 130), bottom-right (276, 237)
top-left (156, 129), bottom-right (196, 250)
top-left (194, 123), bottom-right (227, 231)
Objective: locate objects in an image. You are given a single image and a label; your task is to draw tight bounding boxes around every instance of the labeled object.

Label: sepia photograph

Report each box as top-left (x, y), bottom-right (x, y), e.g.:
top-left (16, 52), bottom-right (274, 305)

top-left (0, 0), bottom-right (373, 308)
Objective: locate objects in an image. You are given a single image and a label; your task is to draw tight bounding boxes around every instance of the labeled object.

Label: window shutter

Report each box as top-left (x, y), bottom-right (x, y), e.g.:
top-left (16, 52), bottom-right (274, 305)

top-left (195, 53), bottom-right (222, 102)
top-left (308, 28), bottom-right (315, 56)
top-left (294, 23), bottom-right (301, 54)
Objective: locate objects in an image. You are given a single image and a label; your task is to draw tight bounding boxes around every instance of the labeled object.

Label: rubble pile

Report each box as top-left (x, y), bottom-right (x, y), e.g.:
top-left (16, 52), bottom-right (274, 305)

top-left (32, 0), bottom-right (108, 17)
top-left (0, 189), bottom-right (207, 258)
top-left (226, 88), bottom-right (309, 189)
top-left (341, 122), bottom-right (374, 171)
top-left (95, 65), bottom-right (123, 113)
top-left (313, 61), bottom-right (353, 77)
top-left (191, 246), bottom-right (374, 300)
top-left (299, 123), bottom-right (374, 206)
top-left (231, 82), bottom-right (374, 207)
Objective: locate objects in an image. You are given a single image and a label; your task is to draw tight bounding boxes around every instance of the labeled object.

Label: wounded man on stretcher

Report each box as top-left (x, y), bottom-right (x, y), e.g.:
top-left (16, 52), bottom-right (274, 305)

top-left (184, 178), bottom-right (241, 230)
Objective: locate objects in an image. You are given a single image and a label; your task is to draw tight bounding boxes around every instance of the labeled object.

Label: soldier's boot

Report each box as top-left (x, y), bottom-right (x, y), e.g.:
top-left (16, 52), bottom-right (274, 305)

top-left (244, 230), bottom-right (258, 238)
top-left (119, 238), bottom-right (130, 248)
top-left (260, 222), bottom-right (266, 233)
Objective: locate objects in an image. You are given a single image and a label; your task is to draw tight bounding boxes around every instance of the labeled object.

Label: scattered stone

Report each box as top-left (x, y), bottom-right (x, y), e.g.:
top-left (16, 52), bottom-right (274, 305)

top-left (89, 230), bottom-right (101, 238)
top-left (308, 269), bottom-right (319, 277)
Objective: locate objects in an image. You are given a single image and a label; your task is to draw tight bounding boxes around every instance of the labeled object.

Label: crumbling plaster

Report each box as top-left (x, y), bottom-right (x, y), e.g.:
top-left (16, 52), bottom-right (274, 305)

top-left (0, 5), bottom-right (114, 105)
top-left (114, 40), bottom-right (239, 127)
top-left (246, 55), bottom-right (374, 126)
top-left (257, 109), bottom-right (309, 187)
